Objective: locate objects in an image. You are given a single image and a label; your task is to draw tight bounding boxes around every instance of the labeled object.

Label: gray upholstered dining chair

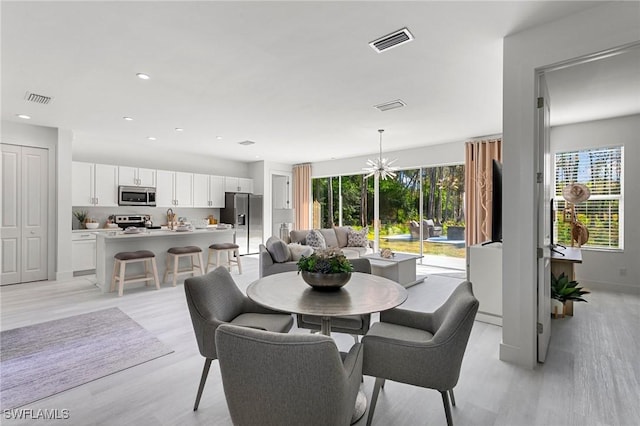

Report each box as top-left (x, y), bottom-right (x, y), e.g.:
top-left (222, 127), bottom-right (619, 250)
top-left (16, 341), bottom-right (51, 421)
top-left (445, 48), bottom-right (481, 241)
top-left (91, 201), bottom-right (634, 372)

top-left (296, 257), bottom-right (373, 341)
top-left (215, 323), bottom-right (363, 426)
top-left (184, 266), bottom-right (294, 411)
top-left (362, 281), bottom-right (479, 426)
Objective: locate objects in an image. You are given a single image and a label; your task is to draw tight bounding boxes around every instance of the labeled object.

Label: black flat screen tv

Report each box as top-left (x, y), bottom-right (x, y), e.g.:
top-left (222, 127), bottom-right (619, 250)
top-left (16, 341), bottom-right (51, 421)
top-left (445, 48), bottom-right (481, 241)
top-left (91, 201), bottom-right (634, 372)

top-left (488, 159), bottom-right (502, 244)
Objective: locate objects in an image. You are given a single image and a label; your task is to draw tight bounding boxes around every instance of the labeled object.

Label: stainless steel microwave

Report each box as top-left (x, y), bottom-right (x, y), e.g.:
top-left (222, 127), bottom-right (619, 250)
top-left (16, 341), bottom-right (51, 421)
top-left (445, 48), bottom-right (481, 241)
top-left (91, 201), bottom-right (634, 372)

top-left (118, 186), bottom-right (156, 206)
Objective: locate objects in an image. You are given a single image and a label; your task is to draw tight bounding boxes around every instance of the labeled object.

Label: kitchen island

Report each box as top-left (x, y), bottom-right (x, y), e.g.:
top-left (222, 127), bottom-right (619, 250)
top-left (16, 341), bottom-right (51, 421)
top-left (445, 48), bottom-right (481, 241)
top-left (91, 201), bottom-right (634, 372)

top-left (95, 228), bottom-right (235, 293)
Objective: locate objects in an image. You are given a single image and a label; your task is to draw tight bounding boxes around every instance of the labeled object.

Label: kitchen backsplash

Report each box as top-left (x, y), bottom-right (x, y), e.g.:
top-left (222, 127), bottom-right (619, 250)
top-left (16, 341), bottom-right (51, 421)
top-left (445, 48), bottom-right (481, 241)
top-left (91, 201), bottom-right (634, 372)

top-left (72, 206), bottom-right (220, 229)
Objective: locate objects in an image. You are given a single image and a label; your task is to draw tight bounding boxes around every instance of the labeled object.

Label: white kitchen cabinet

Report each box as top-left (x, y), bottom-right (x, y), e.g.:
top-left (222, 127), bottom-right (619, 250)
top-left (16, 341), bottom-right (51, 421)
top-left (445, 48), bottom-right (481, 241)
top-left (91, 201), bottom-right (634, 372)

top-left (118, 166), bottom-right (156, 187)
top-left (72, 162), bottom-right (94, 206)
top-left (72, 162), bottom-right (118, 206)
top-left (156, 170), bottom-right (193, 207)
top-left (194, 174), bottom-right (225, 208)
top-left (224, 176), bottom-right (253, 193)
top-left (72, 232), bottom-right (97, 271)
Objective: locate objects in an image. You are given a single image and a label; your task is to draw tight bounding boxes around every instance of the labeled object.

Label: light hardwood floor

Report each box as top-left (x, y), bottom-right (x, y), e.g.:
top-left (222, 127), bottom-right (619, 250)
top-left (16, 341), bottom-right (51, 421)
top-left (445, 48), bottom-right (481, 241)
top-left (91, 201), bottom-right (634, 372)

top-left (1, 257), bottom-right (638, 426)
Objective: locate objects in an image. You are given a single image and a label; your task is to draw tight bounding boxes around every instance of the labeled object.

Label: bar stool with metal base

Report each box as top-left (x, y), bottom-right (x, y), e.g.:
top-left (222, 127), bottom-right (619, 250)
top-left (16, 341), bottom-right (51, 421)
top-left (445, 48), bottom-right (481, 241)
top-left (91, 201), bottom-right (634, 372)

top-left (164, 246), bottom-right (205, 286)
top-left (206, 243), bottom-right (242, 274)
top-left (110, 250), bottom-right (160, 296)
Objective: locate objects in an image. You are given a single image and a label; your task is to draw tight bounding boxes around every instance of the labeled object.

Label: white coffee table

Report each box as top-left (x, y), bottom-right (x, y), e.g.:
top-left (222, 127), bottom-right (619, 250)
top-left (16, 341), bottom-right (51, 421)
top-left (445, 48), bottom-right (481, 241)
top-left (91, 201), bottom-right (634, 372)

top-left (363, 252), bottom-right (425, 288)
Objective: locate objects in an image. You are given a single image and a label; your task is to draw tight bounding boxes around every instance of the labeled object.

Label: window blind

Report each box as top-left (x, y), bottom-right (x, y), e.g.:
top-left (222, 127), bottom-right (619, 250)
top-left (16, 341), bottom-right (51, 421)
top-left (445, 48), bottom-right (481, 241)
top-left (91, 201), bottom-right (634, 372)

top-left (554, 146), bottom-right (624, 249)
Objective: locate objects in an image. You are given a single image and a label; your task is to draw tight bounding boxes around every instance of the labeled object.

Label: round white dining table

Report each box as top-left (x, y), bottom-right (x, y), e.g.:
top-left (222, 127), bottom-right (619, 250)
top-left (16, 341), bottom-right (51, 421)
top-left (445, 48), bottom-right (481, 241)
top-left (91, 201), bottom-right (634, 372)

top-left (246, 271), bottom-right (408, 336)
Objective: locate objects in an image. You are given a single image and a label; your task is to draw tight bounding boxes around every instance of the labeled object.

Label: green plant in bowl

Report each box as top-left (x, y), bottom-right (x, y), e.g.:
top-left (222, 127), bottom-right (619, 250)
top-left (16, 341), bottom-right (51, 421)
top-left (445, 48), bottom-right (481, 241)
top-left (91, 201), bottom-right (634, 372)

top-left (297, 248), bottom-right (353, 274)
top-left (297, 248), bottom-right (353, 290)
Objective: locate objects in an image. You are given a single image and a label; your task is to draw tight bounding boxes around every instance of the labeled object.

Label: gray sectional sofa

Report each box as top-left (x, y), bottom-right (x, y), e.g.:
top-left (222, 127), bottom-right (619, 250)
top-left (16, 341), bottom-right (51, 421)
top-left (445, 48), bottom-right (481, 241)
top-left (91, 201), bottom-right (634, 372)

top-left (259, 226), bottom-right (373, 278)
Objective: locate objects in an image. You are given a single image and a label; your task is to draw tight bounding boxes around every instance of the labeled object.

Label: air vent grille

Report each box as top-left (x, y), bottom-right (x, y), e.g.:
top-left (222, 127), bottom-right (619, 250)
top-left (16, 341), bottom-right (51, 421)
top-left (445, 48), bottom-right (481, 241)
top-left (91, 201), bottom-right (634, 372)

top-left (374, 99), bottom-right (406, 112)
top-left (238, 140), bottom-right (256, 146)
top-left (369, 28), bottom-right (414, 53)
top-left (24, 91), bottom-right (53, 105)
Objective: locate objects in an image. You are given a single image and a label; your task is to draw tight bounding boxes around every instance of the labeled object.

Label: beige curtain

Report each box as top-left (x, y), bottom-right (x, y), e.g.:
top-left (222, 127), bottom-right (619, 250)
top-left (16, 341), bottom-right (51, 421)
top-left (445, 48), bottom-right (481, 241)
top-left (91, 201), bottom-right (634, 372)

top-left (292, 163), bottom-right (311, 230)
top-left (465, 138), bottom-right (502, 246)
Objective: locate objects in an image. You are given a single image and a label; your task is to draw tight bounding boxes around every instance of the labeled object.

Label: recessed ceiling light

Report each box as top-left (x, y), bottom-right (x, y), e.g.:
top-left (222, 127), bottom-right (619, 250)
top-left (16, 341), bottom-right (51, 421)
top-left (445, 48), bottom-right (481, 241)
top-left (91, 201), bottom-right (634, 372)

top-left (238, 140), bottom-right (256, 146)
top-left (16, 114), bottom-right (31, 119)
top-left (147, 136), bottom-right (156, 141)
top-left (123, 116), bottom-right (133, 121)
top-left (216, 136), bottom-right (223, 140)
top-left (175, 128), bottom-right (184, 132)
top-left (136, 73), bottom-right (150, 80)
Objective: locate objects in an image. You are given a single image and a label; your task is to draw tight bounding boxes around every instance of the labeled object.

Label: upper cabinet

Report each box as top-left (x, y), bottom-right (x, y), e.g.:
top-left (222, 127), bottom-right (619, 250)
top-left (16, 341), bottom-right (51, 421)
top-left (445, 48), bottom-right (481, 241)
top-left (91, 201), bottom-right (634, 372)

top-left (72, 162), bottom-right (118, 206)
top-left (194, 174), bottom-right (225, 208)
top-left (156, 170), bottom-right (193, 207)
top-left (224, 176), bottom-right (253, 193)
top-left (73, 161), bottom-right (253, 209)
top-left (118, 166), bottom-right (156, 187)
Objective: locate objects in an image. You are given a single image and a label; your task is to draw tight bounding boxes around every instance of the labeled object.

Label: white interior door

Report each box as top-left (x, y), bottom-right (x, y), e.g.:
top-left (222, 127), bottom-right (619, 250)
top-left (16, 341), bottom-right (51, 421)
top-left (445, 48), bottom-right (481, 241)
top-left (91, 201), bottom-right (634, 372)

top-left (1, 144), bottom-right (21, 284)
top-left (1, 144), bottom-right (48, 285)
top-left (21, 147), bottom-right (48, 282)
top-left (536, 74), bottom-right (552, 362)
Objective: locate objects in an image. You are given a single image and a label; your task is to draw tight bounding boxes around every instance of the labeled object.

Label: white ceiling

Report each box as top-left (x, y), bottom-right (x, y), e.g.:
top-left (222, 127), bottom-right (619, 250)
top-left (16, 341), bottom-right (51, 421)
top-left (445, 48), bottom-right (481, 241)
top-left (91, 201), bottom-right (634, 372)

top-left (3, 1), bottom-right (635, 164)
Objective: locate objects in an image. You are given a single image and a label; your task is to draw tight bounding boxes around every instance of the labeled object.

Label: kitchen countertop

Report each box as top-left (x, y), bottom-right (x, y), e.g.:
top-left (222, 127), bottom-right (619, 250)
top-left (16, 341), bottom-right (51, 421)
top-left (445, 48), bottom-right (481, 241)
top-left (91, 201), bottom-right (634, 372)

top-left (73, 225), bottom-right (230, 234)
top-left (96, 227), bottom-right (234, 239)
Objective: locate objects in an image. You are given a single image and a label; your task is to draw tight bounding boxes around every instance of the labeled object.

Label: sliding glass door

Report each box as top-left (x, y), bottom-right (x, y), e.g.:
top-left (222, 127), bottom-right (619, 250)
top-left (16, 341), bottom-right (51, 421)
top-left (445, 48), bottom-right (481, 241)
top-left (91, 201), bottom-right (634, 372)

top-left (312, 163), bottom-right (466, 265)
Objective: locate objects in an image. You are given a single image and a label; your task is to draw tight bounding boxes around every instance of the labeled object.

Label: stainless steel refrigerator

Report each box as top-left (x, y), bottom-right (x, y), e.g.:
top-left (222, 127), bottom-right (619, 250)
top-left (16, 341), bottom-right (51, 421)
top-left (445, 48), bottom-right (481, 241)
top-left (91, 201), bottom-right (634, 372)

top-left (220, 193), bottom-right (263, 255)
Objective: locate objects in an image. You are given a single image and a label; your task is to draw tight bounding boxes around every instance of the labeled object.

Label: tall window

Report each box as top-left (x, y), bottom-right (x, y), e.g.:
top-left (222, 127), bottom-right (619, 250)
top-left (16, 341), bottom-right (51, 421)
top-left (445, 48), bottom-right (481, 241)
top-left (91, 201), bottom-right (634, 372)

top-left (311, 164), bottom-right (466, 259)
top-left (554, 146), bottom-right (624, 250)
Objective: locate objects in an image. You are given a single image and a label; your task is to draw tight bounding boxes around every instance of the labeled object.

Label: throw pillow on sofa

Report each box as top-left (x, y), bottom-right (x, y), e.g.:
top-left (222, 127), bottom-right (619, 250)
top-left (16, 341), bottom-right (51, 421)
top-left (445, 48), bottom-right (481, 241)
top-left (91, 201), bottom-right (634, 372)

top-left (347, 227), bottom-right (369, 248)
top-left (288, 243), bottom-right (314, 261)
top-left (333, 226), bottom-right (352, 248)
top-left (305, 229), bottom-right (327, 249)
top-left (265, 236), bottom-right (290, 263)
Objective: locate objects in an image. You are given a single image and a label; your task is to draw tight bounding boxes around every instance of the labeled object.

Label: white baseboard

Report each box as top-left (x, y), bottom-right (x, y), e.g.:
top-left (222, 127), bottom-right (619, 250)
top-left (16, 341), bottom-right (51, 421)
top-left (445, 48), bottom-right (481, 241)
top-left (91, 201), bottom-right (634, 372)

top-left (499, 343), bottom-right (535, 369)
top-left (56, 270), bottom-right (74, 281)
top-left (580, 279), bottom-right (640, 294)
top-left (476, 311), bottom-right (502, 326)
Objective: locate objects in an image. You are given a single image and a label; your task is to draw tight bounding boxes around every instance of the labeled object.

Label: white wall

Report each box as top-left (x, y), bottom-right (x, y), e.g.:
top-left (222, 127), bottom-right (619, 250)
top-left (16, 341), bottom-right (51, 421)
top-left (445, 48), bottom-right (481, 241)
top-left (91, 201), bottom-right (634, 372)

top-left (551, 115), bottom-right (639, 293)
top-left (73, 141), bottom-right (250, 177)
top-left (502, 2), bottom-right (640, 368)
top-left (312, 140), bottom-right (465, 177)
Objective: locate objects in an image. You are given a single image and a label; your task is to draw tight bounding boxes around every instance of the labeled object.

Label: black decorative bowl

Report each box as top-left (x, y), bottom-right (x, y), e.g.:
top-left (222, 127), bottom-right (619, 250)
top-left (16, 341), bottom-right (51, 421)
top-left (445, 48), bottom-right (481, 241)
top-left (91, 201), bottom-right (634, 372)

top-left (300, 271), bottom-right (351, 290)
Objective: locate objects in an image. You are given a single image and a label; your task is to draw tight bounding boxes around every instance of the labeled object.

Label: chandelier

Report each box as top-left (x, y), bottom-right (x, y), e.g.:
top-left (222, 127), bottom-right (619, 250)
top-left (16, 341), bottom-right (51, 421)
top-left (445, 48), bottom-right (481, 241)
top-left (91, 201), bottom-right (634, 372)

top-left (364, 129), bottom-right (398, 180)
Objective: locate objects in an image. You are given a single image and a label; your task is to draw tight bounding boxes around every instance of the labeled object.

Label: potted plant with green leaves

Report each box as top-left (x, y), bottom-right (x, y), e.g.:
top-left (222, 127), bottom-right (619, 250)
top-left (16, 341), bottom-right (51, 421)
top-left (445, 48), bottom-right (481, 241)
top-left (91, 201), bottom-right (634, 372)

top-left (297, 248), bottom-right (354, 290)
top-left (551, 272), bottom-right (590, 318)
top-left (73, 210), bottom-right (88, 229)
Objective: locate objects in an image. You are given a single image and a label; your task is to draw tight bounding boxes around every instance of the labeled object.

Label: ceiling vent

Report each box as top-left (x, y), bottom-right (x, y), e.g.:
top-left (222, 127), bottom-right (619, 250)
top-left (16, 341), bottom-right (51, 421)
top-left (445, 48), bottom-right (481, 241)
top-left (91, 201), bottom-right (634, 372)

top-left (24, 91), bottom-right (53, 105)
top-left (369, 28), bottom-right (414, 53)
top-left (238, 140), bottom-right (256, 146)
top-left (374, 99), bottom-right (406, 112)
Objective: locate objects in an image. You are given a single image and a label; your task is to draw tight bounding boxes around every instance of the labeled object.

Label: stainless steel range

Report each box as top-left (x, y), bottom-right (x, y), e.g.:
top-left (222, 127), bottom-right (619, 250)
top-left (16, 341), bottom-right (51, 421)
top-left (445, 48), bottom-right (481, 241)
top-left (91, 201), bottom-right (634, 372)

top-left (113, 214), bottom-right (150, 229)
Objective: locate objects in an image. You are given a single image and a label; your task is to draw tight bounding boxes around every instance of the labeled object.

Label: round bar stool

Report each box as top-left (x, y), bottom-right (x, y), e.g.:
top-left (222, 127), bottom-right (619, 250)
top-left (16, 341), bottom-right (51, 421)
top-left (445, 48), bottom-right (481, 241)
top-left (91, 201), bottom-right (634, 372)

top-left (110, 250), bottom-right (160, 297)
top-left (207, 243), bottom-right (242, 274)
top-left (164, 246), bottom-right (205, 286)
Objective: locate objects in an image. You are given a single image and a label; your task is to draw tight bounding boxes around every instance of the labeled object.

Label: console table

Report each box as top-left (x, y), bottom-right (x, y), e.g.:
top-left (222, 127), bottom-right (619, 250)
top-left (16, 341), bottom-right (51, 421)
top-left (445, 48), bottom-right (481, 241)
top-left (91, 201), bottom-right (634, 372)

top-left (550, 246), bottom-right (582, 280)
top-left (550, 247), bottom-right (582, 316)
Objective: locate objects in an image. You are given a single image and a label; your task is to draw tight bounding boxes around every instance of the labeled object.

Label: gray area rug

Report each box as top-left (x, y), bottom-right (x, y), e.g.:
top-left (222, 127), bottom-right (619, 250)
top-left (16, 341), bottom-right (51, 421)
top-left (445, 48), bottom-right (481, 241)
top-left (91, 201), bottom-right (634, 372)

top-left (0, 307), bottom-right (173, 409)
